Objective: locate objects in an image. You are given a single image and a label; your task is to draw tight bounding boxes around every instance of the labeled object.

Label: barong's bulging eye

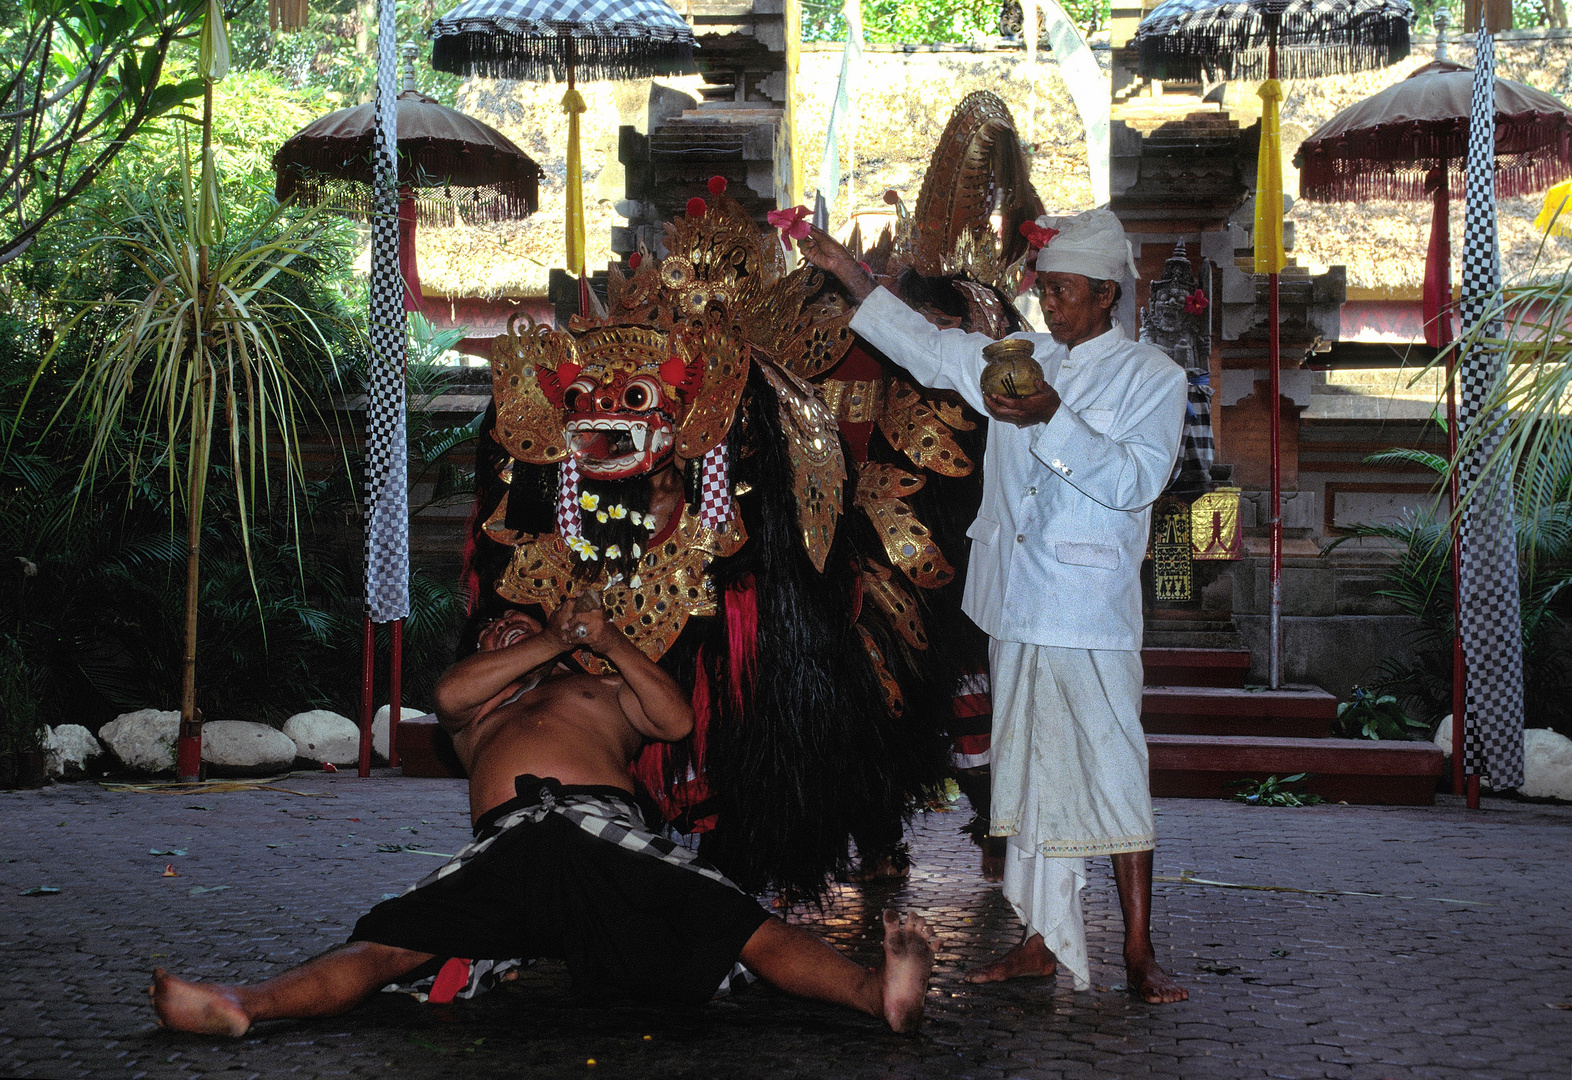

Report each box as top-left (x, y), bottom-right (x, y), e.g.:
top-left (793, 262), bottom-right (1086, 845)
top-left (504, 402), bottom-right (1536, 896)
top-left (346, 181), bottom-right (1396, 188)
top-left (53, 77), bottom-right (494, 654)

top-left (563, 378), bottom-right (596, 411)
top-left (621, 377), bottom-right (663, 413)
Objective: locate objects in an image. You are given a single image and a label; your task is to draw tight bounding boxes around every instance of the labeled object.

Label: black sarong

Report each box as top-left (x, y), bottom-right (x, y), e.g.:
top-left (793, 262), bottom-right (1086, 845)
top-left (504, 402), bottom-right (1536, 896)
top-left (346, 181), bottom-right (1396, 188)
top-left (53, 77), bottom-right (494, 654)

top-left (349, 775), bottom-right (770, 1006)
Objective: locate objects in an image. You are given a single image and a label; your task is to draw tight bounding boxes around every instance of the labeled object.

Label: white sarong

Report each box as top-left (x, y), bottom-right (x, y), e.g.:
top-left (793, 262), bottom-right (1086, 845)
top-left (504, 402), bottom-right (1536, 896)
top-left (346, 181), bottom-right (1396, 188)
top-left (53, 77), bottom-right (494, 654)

top-left (988, 641), bottom-right (1153, 990)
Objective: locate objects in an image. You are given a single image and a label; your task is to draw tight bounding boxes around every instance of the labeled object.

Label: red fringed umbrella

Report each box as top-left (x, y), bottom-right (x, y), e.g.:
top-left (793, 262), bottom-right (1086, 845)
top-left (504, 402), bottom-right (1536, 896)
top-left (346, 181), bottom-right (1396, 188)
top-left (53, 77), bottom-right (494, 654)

top-left (1297, 59), bottom-right (1572, 203)
top-left (272, 52), bottom-right (542, 311)
top-left (1296, 56), bottom-right (1572, 799)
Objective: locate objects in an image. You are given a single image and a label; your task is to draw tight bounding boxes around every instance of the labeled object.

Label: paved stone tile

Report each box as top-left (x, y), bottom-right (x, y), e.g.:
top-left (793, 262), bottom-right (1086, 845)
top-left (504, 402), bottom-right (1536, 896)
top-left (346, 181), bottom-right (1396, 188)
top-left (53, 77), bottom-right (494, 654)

top-left (1, 782), bottom-right (1569, 1079)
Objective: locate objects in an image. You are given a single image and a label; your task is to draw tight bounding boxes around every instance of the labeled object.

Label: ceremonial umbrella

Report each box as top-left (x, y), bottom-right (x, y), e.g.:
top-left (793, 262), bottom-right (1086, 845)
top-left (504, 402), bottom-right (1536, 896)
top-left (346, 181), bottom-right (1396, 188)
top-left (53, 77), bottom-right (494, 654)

top-left (275, 42), bottom-right (542, 774)
top-left (1132, 0), bottom-right (1413, 689)
top-left (1296, 55), bottom-right (1571, 797)
top-left (429, 0), bottom-right (696, 301)
top-left (273, 48), bottom-right (544, 314)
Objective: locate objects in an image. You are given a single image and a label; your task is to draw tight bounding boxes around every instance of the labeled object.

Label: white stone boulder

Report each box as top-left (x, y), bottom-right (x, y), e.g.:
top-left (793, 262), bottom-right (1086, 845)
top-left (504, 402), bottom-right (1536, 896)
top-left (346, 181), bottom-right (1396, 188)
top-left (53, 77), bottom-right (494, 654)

top-left (98, 709), bottom-right (180, 773)
top-left (43, 724), bottom-right (103, 778)
top-left (1521, 728), bottom-right (1572, 801)
top-left (201, 721), bottom-right (298, 777)
top-left (1434, 716), bottom-right (1572, 800)
top-left (371, 705), bottom-right (423, 764)
top-left (282, 710), bottom-right (361, 765)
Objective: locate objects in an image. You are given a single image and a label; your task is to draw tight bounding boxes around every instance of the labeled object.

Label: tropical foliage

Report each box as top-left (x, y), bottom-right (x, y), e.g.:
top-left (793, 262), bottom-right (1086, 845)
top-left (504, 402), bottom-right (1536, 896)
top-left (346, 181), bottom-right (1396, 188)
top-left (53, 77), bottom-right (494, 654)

top-left (801, 0), bottom-right (1115, 43)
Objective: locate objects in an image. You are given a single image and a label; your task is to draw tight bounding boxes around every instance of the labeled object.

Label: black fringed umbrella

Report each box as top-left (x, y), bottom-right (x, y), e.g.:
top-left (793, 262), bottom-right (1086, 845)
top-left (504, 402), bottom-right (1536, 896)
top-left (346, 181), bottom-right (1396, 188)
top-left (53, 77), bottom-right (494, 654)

top-left (1134, 0), bottom-right (1413, 81)
top-left (430, 0), bottom-right (696, 297)
top-left (430, 0), bottom-right (695, 82)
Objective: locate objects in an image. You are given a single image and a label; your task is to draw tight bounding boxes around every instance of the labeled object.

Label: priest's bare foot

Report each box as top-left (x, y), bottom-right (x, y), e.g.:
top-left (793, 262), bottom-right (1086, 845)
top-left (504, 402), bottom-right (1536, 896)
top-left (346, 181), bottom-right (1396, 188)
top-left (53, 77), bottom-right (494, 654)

top-left (964, 933), bottom-right (1056, 983)
top-left (879, 909), bottom-right (936, 1033)
top-left (1126, 951), bottom-right (1188, 1004)
top-left (148, 968), bottom-right (250, 1036)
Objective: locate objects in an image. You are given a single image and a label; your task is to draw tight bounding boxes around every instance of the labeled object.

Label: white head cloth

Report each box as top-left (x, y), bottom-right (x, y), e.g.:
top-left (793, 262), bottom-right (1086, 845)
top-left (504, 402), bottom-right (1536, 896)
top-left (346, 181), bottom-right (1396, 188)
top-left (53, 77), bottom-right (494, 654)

top-left (1035, 207), bottom-right (1138, 282)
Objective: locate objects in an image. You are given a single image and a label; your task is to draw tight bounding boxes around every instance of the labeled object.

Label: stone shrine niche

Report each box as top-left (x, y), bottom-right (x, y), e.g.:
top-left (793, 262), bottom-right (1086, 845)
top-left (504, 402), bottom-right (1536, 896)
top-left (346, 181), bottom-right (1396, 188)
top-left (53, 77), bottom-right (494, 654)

top-left (1139, 241), bottom-right (1210, 377)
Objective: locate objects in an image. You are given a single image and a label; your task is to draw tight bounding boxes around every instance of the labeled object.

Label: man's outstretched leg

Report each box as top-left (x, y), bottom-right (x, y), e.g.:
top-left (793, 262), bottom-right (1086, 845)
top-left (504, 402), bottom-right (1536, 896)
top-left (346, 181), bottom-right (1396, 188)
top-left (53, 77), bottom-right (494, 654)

top-left (149, 942), bottom-right (435, 1036)
top-left (1111, 849), bottom-right (1187, 1004)
top-left (740, 909), bottom-right (935, 1032)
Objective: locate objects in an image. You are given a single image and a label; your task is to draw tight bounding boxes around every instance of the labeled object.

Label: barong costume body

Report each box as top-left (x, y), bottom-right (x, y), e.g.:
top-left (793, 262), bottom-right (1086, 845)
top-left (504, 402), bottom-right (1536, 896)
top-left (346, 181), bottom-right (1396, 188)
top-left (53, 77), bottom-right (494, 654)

top-left (350, 775), bottom-right (769, 1004)
top-left (847, 210), bottom-right (1186, 989)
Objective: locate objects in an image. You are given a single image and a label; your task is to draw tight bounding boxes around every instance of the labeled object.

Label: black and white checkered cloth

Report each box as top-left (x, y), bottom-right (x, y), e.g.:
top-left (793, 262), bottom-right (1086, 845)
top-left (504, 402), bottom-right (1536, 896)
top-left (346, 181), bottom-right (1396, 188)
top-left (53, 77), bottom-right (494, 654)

top-left (1168, 369), bottom-right (1215, 494)
top-left (363, 0), bottom-right (410, 624)
top-left (697, 442), bottom-right (731, 531)
top-left (1455, 24), bottom-right (1525, 791)
top-left (1134, 0), bottom-right (1413, 81)
top-left (430, 0), bottom-right (696, 81)
top-left (555, 455), bottom-right (583, 538)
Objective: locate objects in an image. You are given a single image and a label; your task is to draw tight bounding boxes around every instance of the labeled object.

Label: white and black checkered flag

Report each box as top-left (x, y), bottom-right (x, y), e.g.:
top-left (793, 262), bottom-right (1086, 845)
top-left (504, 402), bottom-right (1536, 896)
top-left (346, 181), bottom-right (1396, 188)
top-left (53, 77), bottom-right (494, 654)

top-left (1455, 23), bottom-right (1525, 790)
top-left (363, 0), bottom-right (410, 624)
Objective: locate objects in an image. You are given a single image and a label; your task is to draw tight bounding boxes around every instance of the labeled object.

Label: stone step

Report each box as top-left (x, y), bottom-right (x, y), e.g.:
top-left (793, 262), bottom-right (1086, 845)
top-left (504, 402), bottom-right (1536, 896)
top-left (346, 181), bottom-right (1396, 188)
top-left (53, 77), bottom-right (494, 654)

top-left (1143, 630), bottom-right (1248, 650)
top-left (1141, 647), bottom-right (1251, 688)
top-left (1141, 684), bottom-right (1336, 738)
top-left (1147, 734), bottom-right (1444, 805)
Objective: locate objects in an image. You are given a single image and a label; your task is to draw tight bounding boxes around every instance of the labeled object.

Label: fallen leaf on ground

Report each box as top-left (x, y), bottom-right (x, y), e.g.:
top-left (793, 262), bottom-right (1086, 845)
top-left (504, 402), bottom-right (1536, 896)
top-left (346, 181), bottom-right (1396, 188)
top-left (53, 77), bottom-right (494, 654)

top-left (162, 865), bottom-right (178, 877)
top-left (1549, 1002), bottom-right (1572, 1010)
top-left (149, 848), bottom-right (186, 856)
top-left (188, 885), bottom-right (231, 896)
top-left (322, 762), bottom-right (338, 773)
top-left (19, 886), bottom-right (59, 896)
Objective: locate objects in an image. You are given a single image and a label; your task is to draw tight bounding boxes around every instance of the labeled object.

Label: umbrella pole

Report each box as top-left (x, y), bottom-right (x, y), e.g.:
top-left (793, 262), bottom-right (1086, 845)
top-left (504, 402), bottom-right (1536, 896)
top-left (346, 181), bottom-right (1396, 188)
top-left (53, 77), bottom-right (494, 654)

top-left (1434, 173), bottom-right (1466, 798)
top-left (359, 614), bottom-right (375, 777)
top-left (564, 38), bottom-right (591, 318)
top-left (1267, 20), bottom-right (1282, 691)
top-left (388, 617), bottom-right (403, 769)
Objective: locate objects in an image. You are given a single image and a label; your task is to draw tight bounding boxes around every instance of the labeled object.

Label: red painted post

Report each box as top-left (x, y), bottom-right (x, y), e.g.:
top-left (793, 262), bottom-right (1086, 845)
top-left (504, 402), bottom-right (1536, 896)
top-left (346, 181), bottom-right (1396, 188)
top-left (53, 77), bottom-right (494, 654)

top-left (388, 618), bottom-right (403, 770)
top-left (1266, 19), bottom-right (1283, 691)
top-left (358, 614), bottom-right (375, 778)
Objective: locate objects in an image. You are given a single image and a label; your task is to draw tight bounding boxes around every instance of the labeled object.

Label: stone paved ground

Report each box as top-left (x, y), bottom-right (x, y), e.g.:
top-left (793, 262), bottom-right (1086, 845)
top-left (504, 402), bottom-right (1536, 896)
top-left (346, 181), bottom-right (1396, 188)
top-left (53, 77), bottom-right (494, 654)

top-left (1, 775), bottom-right (1568, 1080)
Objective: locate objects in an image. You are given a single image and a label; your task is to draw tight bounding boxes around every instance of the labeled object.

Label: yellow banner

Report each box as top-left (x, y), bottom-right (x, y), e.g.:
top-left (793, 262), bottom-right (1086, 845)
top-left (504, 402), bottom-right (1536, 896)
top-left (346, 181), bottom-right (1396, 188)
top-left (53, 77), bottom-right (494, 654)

top-left (1253, 79), bottom-right (1285, 275)
top-left (562, 87), bottom-right (588, 276)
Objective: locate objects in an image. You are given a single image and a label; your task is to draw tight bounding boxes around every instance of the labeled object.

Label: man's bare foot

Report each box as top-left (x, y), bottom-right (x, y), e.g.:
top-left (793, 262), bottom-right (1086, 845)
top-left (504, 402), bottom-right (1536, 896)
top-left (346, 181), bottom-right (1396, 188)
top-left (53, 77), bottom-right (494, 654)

top-left (878, 909), bottom-right (935, 1033)
top-left (1126, 953), bottom-right (1188, 1004)
top-left (963, 933), bottom-right (1057, 984)
top-left (148, 968), bottom-right (251, 1036)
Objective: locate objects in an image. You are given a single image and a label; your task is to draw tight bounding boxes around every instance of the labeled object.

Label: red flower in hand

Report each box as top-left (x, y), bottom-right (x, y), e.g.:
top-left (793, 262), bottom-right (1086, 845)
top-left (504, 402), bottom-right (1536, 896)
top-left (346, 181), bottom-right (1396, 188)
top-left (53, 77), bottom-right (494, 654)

top-left (1019, 221), bottom-right (1059, 251)
top-left (1184, 288), bottom-right (1210, 315)
top-left (767, 205), bottom-right (813, 248)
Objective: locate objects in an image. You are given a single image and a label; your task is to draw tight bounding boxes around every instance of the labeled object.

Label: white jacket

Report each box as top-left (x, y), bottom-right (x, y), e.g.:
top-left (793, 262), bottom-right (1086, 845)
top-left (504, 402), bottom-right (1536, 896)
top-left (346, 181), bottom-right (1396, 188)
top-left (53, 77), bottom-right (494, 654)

top-left (849, 287), bottom-right (1188, 652)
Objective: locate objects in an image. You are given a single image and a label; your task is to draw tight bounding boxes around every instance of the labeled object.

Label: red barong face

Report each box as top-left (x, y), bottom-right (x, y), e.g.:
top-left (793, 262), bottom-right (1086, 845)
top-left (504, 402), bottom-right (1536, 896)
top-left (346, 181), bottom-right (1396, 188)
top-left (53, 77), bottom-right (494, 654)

top-left (560, 368), bottom-right (680, 480)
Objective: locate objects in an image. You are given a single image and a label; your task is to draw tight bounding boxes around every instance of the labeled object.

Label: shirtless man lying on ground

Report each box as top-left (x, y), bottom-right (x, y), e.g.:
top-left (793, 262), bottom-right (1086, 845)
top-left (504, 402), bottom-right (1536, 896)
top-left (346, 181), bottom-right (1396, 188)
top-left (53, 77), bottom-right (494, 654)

top-left (149, 601), bottom-right (937, 1036)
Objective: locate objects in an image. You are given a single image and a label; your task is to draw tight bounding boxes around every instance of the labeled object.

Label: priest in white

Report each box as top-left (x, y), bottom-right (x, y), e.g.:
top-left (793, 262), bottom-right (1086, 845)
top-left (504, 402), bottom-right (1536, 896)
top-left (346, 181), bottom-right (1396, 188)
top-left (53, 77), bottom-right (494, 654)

top-left (800, 209), bottom-right (1189, 1004)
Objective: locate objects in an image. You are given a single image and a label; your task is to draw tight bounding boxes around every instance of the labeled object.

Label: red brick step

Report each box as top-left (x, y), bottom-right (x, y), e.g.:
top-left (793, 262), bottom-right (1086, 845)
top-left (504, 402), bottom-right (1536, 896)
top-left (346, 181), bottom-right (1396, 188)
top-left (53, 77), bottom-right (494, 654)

top-left (1141, 684), bottom-right (1337, 738)
top-left (1147, 734), bottom-right (1444, 806)
top-left (1141, 647), bottom-right (1251, 688)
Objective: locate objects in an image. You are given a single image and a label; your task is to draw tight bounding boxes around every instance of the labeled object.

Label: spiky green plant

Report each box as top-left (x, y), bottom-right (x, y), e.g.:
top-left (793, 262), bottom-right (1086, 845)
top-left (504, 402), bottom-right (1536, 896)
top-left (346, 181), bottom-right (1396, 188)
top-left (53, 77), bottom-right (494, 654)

top-left (16, 144), bottom-right (354, 773)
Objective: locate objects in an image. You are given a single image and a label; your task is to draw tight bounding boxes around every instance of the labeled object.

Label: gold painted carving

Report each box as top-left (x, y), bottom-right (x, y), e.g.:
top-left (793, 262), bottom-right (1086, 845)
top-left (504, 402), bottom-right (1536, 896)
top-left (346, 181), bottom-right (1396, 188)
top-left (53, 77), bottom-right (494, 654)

top-left (856, 623), bottom-right (905, 716)
top-left (491, 314), bottom-right (571, 464)
top-left (760, 363), bottom-right (845, 573)
top-left (1191, 486), bottom-right (1242, 560)
top-left (877, 378), bottom-right (974, 478)
top-left (855, 464), bottom-right (955, 590)
top-left (494, 507), bottom-right (746, 666)
top-left (819, 378), bottom-right (883, 425)
top-left (860, 562), bottom-right (928, 651)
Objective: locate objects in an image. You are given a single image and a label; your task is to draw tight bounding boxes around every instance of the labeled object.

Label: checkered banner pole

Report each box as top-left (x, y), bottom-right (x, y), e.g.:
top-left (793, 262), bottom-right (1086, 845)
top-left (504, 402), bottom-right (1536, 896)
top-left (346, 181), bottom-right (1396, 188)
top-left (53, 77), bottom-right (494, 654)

top-left (364, 0), bottom-right (410, 624)
top-left (1455, 22), bottom-right (1525, 790)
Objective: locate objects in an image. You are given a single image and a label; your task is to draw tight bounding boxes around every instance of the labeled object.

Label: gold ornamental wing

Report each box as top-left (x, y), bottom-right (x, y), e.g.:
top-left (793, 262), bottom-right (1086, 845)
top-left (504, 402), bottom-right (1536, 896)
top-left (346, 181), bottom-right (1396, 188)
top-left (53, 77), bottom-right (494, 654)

top-left (854, 463), bottom-right (955, 590)
top-left (760, 362), bottom-right (845, 573)
top-left (877, 378), bottom-right (975, 478)
top-left (491, 314), bottom-right (570, 464)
